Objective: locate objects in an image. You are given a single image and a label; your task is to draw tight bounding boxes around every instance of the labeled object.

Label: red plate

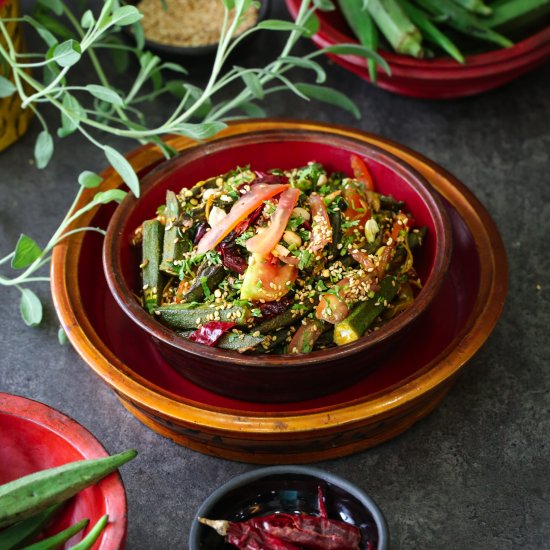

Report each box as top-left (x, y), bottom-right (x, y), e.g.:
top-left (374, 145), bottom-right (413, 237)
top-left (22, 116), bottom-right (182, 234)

top-left (51, 120), bottom-right (507, 463)
top-left (285, 0), bottom-right (550, 99)
top-left (0, 393), bottom-right (127, 549)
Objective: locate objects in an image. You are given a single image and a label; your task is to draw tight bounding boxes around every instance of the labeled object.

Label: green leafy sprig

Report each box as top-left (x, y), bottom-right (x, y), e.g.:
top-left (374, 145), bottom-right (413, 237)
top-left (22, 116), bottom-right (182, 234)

top-left (0, 0), bottom-right (387, 327)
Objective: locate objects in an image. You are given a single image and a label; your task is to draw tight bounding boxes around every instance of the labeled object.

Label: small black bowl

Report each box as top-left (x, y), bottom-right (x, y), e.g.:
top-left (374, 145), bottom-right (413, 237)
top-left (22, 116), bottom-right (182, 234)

top-left (127, 0), bottom-right (270, 58)
top-left (189, 466), bottom-right (389, 549)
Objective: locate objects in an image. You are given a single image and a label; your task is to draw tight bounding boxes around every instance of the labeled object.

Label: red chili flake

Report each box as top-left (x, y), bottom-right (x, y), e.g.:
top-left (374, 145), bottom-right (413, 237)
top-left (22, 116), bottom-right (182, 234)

top-left (257, 296), bottom-right (292, 320)
top-left (255, 171), bottom-right (289, 185)
top-left (218, 241), bottom-right (248, 274)
top-left (199, 486), bottom-right (362, 550)
top-left (188, 321), bottom-right (236, 346)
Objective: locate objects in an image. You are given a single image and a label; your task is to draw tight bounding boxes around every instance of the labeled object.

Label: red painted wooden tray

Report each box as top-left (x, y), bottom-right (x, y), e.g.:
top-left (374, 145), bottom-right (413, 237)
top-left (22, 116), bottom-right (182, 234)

top-left (285, 0), bottom-right (550, 99)
top-left (51, 120), bottom-right (507, 463)
top-left (0, 393), bottom-right (127, 549)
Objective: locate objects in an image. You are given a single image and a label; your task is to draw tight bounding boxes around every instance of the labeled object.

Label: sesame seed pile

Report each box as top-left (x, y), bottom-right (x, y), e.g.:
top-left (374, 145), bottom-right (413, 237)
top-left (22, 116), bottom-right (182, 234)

top-left (137, 0), bottom-right (259, 47)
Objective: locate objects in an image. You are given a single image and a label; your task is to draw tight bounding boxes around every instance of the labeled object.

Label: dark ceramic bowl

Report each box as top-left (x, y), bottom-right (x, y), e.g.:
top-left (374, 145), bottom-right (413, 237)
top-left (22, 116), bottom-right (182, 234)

top-left (126, 0), bottom-right (270, 58)
top-left (286, 0), bottom-right (550, 99)
top-left (189, 466), bottom-right (389, 550)
top-left (103, 124), bottom-right (452, 403)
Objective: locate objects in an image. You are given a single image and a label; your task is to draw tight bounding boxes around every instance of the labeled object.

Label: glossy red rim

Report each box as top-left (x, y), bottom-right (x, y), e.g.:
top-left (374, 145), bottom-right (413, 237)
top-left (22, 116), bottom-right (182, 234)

top-left (0, 393), bottom-right (127, 549)
top-left (285, 0), bottom-right (550, 77)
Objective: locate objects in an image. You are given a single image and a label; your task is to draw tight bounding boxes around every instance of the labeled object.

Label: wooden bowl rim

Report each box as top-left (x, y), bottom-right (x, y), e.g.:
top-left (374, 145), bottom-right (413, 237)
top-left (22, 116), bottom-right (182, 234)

top-left (0, 392), bottom-right (128, 549)
top-left (103, 128), bottom-right (452, 368)
top-left (51, 119), bottom-right (508, 434)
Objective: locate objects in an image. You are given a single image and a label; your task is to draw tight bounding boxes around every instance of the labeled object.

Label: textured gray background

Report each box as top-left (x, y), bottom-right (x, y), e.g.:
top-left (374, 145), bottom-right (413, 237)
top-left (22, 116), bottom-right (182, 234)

top-left (1, 2), bottom-right (549, 549)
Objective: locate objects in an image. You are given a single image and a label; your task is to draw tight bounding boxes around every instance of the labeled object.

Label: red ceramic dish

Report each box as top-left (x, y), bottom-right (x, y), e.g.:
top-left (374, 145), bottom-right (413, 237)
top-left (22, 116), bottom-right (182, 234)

top-left (285, 0), bottom-right (550, 98)
top-left (103, 129), bottom-right (451, 402)
top-left (0, 393), bottom-right (127, 550)
top-left (51, 121), bottom-right (507, 463)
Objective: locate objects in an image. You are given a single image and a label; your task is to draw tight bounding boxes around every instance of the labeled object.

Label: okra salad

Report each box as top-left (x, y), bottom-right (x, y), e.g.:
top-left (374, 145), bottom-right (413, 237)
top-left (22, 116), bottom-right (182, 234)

top-left (135, 155), bottom-right (426, 355)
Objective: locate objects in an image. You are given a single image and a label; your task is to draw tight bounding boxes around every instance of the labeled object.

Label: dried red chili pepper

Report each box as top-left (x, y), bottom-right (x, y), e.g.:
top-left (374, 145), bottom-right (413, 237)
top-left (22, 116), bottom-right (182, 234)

top-left (199, 486), bottom-right (362, 550)
top-left (188, 321), bottom-right (236, 346)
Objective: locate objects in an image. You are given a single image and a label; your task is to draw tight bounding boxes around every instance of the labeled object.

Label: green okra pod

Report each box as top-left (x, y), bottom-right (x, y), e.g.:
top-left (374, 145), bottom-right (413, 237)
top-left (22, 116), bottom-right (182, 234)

top-left (255, 303), bottom-right (314, 334)
top-left (451, 0), bottom-right (492, 16)
top-left (0, 504), bottom-right (62, 550)
top-left (333, 275), bottom-right (401, 345)
top-left (485, 0), bottom-right (550, 30)
top-left (338, 0), bottom-right (380, 82)
top-left (22, 519), bottom-right (88, 550)
top-left (414, 0), bottom-right (513, 47)
top-left (0, 450), bottom-right (137, 529)
top-left (400, 0), bottom-right (465, 63)
top-left (69, 514), bottom-right (109, 550)
top-left (364, 0), bottom-right (424, 57)
top-left (160, 191), bottom-right (191, 275)
top-left (155, 304), bottom-right (250, 329)
top-left (180, 263), bottom-right (226, 303)
top-left (142, 219), bottom-right (165, 314)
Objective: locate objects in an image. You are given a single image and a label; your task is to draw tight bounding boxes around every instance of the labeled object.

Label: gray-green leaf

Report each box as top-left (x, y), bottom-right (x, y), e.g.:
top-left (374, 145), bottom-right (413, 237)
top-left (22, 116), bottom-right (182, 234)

top-left (36, 0), bottom-right (63, 16)
top-left (20, 289), bottom-right (43, 327)
top-left (175, 122), bottom-right (227, 141)
top-left (58, 327), bottom-right (69, 345)
top-left (294, 83), bottom-right (360, 119)
top-left (132, 21), bottom-right (145, 49)
top-left (59, 93), bottom-right (84, 137)
top-left (111, 6), bottom-right (143, 26)
top-left (93, 189), bottom-right (128, 204)
top-left (160, 62), bottom-right (188, 75)
top-left (238, 101), bottom-right (266, 118)
top-left (53, 39), bottom-right (82, 68)
top-left (240, 70), bottom-right (264, 99)
top-left (104, 146), bottom-right (140, 197)
top-left (12, 235), bottom-right (42, 269)
top-left (256, 20), bottom-right (305, 32)
top-left (0, 76), bottom-right (16, 98)
top-left (278, 56), bottom-right (326, 83)
top-left (34, 131), bottom-right (54, 169)
top-left (303, 12), bottom-right (320, 37)
top-left (78, 171), bottom-right (103, 189)
top-left (86, 84), bottom-right (124, 107)
top-left (313, 0), bottom-right (335, 11)
top-left (23, 16), bottom-right (58, 47)
top-left (81, 10), bottom-right (95, 29)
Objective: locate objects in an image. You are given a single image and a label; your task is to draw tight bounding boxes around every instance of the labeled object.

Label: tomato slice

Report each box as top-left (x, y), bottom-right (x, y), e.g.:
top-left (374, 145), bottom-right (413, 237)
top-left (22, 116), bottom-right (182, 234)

top-left (343, 184), bottom-right (371, 236)
top-left (350, 154), bottom-right (375, 191)
top-left (308, 192), bottom-right (332, 254)
top-left (240, 254), bottom-right (297, 301)
top-left (196, 183), bottom-right (288, 253)
top-left (315, 293), bottom-right (349, 324)
top-left (246, 188), bottom-right (300, 258)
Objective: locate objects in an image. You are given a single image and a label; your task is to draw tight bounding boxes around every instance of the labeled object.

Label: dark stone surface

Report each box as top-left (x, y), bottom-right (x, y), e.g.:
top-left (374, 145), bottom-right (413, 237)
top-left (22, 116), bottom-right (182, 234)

top-left (1, 2), bottom-right (549, 549)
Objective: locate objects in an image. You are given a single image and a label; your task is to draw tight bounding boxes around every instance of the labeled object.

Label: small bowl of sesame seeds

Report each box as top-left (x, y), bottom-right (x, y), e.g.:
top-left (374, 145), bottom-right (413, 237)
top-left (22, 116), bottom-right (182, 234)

top-left (128, 0), bottom-right (270, 58)
top-left (103, 120), bottom-right (452, 403)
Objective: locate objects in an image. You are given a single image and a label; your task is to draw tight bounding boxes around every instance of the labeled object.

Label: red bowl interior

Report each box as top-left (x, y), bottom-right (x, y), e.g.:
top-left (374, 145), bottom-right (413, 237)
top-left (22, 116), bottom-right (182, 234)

top-left (105, 129), bottom-right (450, 372)
top-left (285, 0), bottom-right (550, 98)
top-left (0, 394), bottom-right (127, 550)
